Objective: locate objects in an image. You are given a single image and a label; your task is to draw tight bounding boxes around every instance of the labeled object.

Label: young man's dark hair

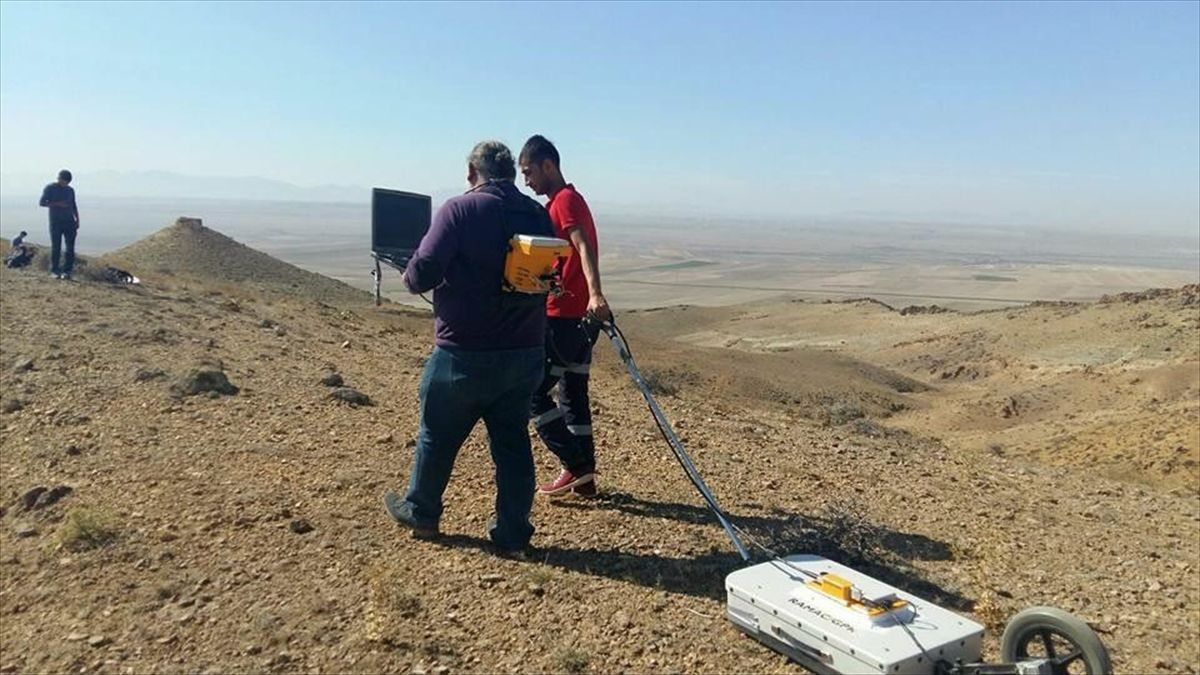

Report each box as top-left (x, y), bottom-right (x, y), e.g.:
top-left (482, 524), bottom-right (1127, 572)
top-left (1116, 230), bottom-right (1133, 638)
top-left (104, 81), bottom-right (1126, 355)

top-left (519, 135), bottom-right (560, 169)
top-left (58, 169), bottom-right (72, 183)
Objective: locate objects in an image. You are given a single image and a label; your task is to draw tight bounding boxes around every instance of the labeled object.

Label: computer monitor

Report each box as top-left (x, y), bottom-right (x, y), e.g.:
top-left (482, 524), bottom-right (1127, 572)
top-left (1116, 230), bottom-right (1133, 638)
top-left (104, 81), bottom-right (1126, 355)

top-left (371, 188), bottom-right (431, 265)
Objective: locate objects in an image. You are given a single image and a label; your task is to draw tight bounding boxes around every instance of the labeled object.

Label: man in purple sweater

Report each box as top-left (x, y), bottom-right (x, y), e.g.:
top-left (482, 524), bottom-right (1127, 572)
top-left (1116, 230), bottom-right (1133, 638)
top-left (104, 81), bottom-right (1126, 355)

top-left (384, 140), bottom-right (555, 555)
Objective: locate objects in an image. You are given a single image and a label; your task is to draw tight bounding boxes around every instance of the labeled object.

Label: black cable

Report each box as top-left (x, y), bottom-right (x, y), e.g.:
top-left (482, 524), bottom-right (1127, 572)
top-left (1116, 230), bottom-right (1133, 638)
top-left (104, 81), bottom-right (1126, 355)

top-left (598, 315), bottom-right (750, 560)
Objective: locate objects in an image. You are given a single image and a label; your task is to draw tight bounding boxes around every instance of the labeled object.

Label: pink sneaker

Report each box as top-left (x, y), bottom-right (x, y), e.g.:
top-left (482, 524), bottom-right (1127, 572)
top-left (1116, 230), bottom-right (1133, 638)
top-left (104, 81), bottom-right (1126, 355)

top-left (538, 469), bottom-right (595, 496)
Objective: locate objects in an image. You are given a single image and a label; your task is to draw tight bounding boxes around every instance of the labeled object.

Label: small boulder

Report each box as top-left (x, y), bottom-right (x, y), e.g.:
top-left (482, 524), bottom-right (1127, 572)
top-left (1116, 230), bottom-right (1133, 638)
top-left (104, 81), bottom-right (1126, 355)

top-left (320, 372), bottom-right (344, 387)
top-left (11, 358), bottom-right (33, 374)
top-left (87, 635), bottom-right (110, 648)
top-left (289, 519), bottom-right (315, 535)
top-left (171, 369), bottom-right (239, 397)
top-left (19, 487), bottom-right (47, 510)
top-left (330, 387), bottom-right (371, 406)
top-left (33, 485), bottom-right (73, 510)
top-left (133, 368), bottom-right (167, 383)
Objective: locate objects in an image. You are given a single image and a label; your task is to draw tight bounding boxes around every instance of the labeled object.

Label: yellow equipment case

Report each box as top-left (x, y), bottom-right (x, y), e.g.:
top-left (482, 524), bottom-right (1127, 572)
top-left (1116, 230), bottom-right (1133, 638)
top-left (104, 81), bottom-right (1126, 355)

top-left (504, 234), bottom-right (571, 294)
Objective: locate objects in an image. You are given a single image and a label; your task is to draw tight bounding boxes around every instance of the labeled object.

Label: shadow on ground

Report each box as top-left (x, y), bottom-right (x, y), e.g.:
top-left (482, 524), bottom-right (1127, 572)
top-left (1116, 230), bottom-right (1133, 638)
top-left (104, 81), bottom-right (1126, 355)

top-left (432, 491), bottom-right (971, 610)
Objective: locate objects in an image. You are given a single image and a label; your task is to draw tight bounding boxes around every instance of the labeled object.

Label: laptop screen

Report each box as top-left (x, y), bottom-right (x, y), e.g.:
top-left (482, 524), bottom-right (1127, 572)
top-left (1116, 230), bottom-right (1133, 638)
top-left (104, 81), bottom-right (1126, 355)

top-left (371, 188), bottom-right (431, 258)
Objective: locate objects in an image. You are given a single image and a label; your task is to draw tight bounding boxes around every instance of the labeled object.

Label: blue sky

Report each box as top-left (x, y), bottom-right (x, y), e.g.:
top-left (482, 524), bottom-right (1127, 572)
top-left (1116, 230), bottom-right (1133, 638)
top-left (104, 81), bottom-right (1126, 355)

top-left (1, 1), bottom-right (1197, 233)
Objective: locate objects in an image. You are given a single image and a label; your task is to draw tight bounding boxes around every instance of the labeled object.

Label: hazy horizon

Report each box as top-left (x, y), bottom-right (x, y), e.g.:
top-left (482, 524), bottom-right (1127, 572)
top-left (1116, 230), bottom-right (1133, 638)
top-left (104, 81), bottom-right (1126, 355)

top-left (2, 193), bottom-right (1196, 313)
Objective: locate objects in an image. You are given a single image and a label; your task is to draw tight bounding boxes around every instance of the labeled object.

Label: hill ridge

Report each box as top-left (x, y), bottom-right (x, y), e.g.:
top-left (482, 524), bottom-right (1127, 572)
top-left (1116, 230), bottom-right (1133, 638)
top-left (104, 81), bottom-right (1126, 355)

top-left (107, 217), bottom-right (371, 305)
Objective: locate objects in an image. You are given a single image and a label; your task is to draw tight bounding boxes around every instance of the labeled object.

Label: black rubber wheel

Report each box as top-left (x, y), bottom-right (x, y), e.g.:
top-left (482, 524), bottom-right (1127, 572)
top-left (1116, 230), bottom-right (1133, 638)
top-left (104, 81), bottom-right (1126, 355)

top-left (1000, 606), bottom-right (1112, 674)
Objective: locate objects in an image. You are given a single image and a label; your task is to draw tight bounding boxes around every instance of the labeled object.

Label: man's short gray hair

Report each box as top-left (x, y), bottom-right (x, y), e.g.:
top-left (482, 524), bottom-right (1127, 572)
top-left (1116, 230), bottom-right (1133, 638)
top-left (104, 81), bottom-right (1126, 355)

top-left (468, 140), bottom-right (516, 181)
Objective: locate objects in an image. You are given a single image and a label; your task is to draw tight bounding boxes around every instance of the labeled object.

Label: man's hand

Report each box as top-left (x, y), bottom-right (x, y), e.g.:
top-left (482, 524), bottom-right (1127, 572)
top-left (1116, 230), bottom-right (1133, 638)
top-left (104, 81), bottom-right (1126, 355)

top-left (587, 292), bottom-right (612, 323)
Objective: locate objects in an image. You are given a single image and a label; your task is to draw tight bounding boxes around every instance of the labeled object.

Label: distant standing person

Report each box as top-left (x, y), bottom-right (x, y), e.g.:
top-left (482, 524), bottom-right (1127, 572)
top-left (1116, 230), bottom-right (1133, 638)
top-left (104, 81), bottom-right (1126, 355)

top-left (39, 169), bottom-right (79, 280)
top-left (519, 135), bottom-right (611, 497)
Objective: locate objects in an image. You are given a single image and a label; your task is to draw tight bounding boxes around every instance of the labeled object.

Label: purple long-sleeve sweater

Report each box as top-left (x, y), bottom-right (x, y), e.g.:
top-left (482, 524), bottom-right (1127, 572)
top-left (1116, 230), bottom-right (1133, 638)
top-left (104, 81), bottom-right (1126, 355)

top-left (403, 181), bottom-right (554, 350)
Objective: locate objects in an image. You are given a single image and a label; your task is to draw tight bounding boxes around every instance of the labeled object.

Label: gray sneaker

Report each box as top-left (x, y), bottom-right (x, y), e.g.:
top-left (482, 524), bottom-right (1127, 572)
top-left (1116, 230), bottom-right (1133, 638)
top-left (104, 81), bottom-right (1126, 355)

top-left (383, 491), bottom-right (439, 540)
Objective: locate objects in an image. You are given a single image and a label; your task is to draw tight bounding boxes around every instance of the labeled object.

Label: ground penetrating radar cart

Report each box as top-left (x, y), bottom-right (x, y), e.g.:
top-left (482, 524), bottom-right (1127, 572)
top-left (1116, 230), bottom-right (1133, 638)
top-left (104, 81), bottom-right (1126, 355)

top-left (594, 316), bottom-right (1112, 675)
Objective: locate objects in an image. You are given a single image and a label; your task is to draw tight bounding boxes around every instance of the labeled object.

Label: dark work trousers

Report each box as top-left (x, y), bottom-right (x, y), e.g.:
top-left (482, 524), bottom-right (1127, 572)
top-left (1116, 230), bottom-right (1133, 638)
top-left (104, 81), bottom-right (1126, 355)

top-left (49, 221), bottom-right (77, 275)
top-left (531, 317), bottom-right (601, 476)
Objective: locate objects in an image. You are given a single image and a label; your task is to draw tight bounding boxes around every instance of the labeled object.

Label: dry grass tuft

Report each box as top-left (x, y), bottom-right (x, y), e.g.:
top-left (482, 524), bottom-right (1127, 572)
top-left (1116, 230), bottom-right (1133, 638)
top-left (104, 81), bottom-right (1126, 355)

top-left (57, 508), bottom-right (120, 551)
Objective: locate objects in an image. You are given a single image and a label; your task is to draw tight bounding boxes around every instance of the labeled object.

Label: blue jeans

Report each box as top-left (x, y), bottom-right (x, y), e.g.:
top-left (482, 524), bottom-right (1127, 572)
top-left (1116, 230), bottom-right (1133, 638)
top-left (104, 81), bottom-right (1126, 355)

top-left (403, 344), bottom-right (544, 550)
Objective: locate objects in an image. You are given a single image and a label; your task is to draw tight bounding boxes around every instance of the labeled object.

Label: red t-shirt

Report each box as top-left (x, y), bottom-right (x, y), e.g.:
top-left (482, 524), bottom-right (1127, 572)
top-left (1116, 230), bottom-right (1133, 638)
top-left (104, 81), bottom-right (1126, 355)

top-left (545, 184), bottom-right (598, 318)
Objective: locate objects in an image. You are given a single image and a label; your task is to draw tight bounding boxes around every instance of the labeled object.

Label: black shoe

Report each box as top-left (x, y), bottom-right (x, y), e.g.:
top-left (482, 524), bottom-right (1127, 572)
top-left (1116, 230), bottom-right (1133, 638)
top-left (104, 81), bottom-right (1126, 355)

top-left (486, 515), bottom-right (533, 558)
top-left (383, 490), bottom-right (438, 540)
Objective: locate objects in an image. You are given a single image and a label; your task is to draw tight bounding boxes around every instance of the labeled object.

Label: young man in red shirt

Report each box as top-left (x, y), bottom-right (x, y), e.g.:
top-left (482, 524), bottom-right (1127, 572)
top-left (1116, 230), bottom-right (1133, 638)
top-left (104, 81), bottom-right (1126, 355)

top-left (519, 135), bottom-right (611, 497)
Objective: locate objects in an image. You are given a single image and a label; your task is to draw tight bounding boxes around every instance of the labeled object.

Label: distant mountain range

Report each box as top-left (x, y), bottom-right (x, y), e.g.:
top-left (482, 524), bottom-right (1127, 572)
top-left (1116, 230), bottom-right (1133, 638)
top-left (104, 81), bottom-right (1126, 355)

top-left (0, 170), bottom-right (464, 205)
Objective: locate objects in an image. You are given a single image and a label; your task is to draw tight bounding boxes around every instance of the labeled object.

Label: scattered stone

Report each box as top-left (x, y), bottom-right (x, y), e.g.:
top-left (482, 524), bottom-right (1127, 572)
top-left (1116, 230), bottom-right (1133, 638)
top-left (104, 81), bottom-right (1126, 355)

top-left (66, 632), bottom-right (88, 642)
top-left (87, 635), bottom-right (110, 648)
top-left (273, 325), bottom-right (287, 336)
top-left (289, 519), bottom-right (315, 535)
top-left (19, 487), bottom-right (47, 510)
top-left (32, 485), bottom-right (73, 510)
top-left (613, 610), bottom-right (632, 629)
top-left (899, 304), bottom-right (950, 316)
top-left (330, 387), bottom-right (371, 406)
top-left (1001, 396), bottom-right (1020, 419)
top-left (527, 583), bottom-right (545, 596)
top-left (133, 368), bottom-right (167, 382)
top-left (11, 357), bottom-right (34, 373)
top-left (1, 399), bottom-right (24, 414)
top-left (65, 445), bottom-right (82, 456)
top-left (480, 573), bottom-right (504, 584)
top-left (171, 369), bottom-right (239, 397)
top-left (376, 433), bottom-right (393, 445)
top-left (13, 523), bottom-right (37, 538)
top-left (320, 372), bottom-right (344, 387)
top-left (340, 340), bottom-right (351, 349)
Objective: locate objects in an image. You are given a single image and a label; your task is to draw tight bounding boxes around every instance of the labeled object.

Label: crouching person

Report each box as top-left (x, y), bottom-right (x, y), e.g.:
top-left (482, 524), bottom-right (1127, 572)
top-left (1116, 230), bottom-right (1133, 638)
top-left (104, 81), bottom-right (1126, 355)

top-left (384, 140), bottom-right (555, 555)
